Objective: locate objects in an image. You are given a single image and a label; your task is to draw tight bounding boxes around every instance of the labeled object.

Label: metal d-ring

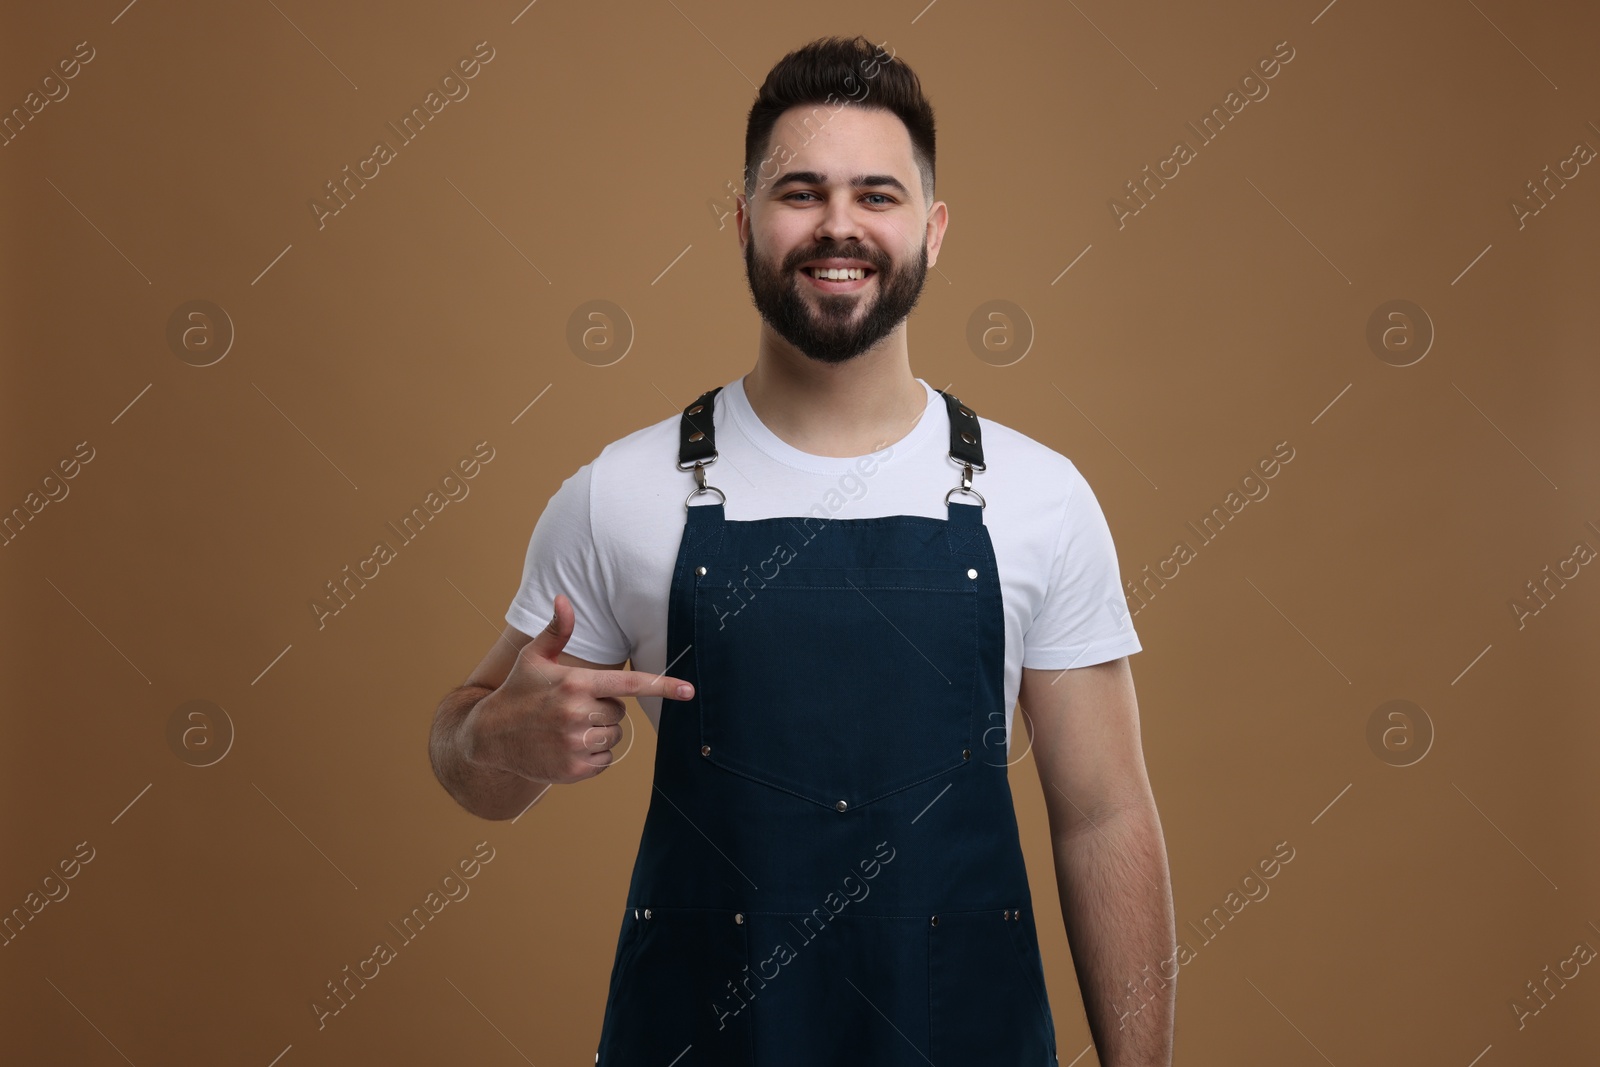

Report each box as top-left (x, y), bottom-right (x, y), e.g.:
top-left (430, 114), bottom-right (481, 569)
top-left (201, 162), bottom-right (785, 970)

top-left (683, 459), bottom-right (726, 509)
top-left (944, 460), bottom-right (985, 508)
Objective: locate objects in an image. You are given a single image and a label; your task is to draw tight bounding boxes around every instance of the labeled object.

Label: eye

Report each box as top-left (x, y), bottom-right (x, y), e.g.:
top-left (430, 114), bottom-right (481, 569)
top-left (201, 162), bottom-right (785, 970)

top-left (862, 193), bottom-right (895, 206)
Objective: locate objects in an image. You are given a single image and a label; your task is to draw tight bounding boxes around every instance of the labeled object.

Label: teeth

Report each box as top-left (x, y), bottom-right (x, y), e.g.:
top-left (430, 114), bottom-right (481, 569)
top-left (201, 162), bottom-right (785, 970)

top-left (807, 267), bottom-right (869, 280)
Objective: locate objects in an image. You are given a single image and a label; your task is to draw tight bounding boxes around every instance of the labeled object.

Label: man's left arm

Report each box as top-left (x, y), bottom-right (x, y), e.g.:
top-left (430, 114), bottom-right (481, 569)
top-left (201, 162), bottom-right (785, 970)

top-left (1021, 656), bottom-right (1175, 1067)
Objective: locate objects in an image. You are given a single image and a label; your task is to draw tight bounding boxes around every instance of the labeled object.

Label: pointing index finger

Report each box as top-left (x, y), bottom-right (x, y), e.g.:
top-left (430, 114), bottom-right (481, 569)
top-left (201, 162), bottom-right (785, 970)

top-left (586, 668), bottom-right (694, 701)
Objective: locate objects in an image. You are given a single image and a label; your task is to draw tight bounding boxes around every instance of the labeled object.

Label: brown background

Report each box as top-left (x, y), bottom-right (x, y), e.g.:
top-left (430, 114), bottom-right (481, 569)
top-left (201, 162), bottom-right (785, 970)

top-left (4, 0), bottom-right (1597, 1063)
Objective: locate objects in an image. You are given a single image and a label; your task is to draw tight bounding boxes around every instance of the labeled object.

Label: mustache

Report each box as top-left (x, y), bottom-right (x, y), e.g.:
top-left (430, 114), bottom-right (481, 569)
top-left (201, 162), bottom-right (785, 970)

top-left (787, 249), bottom-right (888, 272)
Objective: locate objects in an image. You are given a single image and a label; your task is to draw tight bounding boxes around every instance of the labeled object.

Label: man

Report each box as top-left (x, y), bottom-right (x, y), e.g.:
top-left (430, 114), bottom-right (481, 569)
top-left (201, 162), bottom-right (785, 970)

top-left (430, 35), bottom-right (1176, 1066)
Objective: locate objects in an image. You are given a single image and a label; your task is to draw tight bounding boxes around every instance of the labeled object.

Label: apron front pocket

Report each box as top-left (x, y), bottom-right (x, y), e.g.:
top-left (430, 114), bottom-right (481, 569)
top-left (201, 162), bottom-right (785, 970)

top-left (597, 906), bottom-right (752, 1065)
top-left (928, 908), bottom-right (1057, 1063)
top-left (695, 565), bottom-right (977, 809)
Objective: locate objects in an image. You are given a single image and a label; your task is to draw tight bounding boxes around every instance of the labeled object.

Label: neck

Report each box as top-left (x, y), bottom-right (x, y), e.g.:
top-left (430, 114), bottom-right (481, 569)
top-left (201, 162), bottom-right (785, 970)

top-left (743, 327), bottom-right (927, 458)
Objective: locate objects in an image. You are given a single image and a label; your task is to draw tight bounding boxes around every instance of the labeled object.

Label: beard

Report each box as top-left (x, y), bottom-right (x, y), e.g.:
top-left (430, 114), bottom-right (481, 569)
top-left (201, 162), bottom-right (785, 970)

top-left (743, 233), bottom-right (930, 365)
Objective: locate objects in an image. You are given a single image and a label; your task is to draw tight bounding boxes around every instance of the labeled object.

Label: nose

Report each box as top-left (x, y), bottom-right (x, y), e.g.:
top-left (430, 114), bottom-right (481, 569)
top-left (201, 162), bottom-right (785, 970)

top-left (812, 190), bottom-right (865, 246)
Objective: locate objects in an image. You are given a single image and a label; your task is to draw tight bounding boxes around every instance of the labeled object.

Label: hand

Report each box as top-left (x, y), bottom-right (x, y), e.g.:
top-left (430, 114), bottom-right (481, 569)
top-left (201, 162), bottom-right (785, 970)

top-left (465, 593), bottom-right (695, 784)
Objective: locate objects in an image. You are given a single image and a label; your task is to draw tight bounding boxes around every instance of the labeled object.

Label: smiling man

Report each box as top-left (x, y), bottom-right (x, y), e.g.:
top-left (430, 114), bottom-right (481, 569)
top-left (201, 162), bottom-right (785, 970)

top-left (429, 34), bottom-right (1175, 1066)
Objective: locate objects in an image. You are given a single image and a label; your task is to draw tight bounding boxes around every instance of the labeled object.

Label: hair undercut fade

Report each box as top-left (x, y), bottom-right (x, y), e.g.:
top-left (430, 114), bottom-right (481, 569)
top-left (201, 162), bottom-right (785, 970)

top-left (744, 35), bottom-right (937, 207)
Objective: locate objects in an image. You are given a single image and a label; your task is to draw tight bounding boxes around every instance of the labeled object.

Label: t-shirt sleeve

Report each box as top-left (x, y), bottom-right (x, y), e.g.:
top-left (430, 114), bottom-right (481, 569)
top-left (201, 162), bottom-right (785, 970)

top-left (503, 462), bottom-right (631, 664)
top-left (1022, 467), bottom-right (1143, 670)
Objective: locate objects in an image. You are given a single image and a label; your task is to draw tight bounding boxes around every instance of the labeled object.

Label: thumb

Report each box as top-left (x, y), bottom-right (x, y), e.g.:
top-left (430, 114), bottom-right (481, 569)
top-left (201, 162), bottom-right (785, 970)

top-left (526, 592), bottom-right (574, 662)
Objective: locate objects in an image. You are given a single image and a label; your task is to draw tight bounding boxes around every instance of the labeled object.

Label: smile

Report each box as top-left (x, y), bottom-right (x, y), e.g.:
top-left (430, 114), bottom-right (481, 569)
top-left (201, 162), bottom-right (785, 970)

top-left (801, 267), bottom-right (875, 292)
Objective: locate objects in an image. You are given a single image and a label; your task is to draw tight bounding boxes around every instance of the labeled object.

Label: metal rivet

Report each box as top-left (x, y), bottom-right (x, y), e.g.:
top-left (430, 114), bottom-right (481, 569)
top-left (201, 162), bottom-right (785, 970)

top-left (688, 404), bottom-right (704, 415)
top-left (835, 799), bottom-right (848, 812)
top-left (701, 744), bottom-right (711, 756)
top-left (643, 908), bottom-right (652, 919)
top-left (961, 431), bottom-right (976, 445)
top-left (962, 748), bottom-right (971, 760)
top-left (959, 405), bottom-right (974, 418)
top-left (695, 565), bottom-right (707, 576)
top-left (966, 567), bottom-right (978, 579)
top-left (734, 912), bottom-right (744, 924)
top-left (633, 908), bottom-right (639, 919)
top-left (930, 914), bottom-right (939, 926)
top-left (689, 430), bottom-right (705, 443)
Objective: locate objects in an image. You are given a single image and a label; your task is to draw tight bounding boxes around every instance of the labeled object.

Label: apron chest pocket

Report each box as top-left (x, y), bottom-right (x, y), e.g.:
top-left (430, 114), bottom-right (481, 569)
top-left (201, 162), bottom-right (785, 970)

top-left (694, 566), bottom-right (978, 809)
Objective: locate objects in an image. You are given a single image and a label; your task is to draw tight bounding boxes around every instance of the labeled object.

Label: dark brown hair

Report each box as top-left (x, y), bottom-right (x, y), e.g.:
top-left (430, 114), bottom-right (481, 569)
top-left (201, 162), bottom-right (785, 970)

top-left (744, 35), bottom-right (936, 205)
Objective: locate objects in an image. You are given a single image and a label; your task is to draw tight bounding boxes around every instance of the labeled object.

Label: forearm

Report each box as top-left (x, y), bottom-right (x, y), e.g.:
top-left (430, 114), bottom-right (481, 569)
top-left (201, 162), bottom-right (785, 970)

top-left (1053, 801), bottom-right (1176, 1067)
top-left (429, 685), bottom-right (548, 821)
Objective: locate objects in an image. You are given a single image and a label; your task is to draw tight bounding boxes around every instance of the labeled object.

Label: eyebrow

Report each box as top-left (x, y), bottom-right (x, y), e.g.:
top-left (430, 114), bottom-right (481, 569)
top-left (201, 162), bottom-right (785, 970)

top-left (768, 171), bottom-right (910, 198)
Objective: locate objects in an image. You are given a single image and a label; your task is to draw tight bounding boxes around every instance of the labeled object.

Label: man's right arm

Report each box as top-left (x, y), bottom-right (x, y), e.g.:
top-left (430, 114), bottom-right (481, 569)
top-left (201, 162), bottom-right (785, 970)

top-left (429, 616), bottom-right (624, 822)
top-left (430, 595), bottom-right (693, 821)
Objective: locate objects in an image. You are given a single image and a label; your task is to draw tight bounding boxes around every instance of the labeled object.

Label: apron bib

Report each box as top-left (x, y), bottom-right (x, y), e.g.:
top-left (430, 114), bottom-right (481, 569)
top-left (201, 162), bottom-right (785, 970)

top-left (595, 387), bottom-right (1059, 1065)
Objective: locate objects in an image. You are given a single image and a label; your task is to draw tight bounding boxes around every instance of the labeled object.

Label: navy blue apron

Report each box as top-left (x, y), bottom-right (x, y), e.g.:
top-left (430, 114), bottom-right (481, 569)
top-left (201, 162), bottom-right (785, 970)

top-left (595, 387), bottom-right (1058, 1065)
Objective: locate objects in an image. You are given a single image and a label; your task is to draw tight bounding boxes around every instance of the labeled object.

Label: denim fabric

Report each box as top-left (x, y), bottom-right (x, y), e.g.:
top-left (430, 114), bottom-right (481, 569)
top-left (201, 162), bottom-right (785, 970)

top-left (597, 499), bottom-right (1058, 1066)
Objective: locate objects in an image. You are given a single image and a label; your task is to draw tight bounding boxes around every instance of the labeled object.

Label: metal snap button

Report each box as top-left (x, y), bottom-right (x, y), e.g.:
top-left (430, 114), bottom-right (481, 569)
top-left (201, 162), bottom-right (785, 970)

top-left (930, 914), bottom-right (939, 926)
top-left (962, 748), bottom-right (971, 760)
top-left (734, 912), bottom-right (744, 924)
top-left (967, 567), bottom-right (978, 579)
top-left (701, 744), bottom-right (711, 756)
top-left (835, 799), bottom-right (848, 812)
top-left (695, 565), bottom-right (707, 576)
top-left (643, 908), bottom-right (652, 919)
top-left (633, 908), bottom-right (639, 919)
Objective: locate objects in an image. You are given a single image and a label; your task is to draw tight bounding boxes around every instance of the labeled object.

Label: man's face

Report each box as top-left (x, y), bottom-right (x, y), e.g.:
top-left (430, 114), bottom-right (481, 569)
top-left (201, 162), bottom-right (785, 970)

top-left (738, 104), bottom-right (946, 365)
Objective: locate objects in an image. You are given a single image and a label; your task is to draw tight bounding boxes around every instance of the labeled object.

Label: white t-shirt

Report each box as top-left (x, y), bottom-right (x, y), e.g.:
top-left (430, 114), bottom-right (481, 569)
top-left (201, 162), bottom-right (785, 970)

top-left (504, 375), bottom-right (1142, 750)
